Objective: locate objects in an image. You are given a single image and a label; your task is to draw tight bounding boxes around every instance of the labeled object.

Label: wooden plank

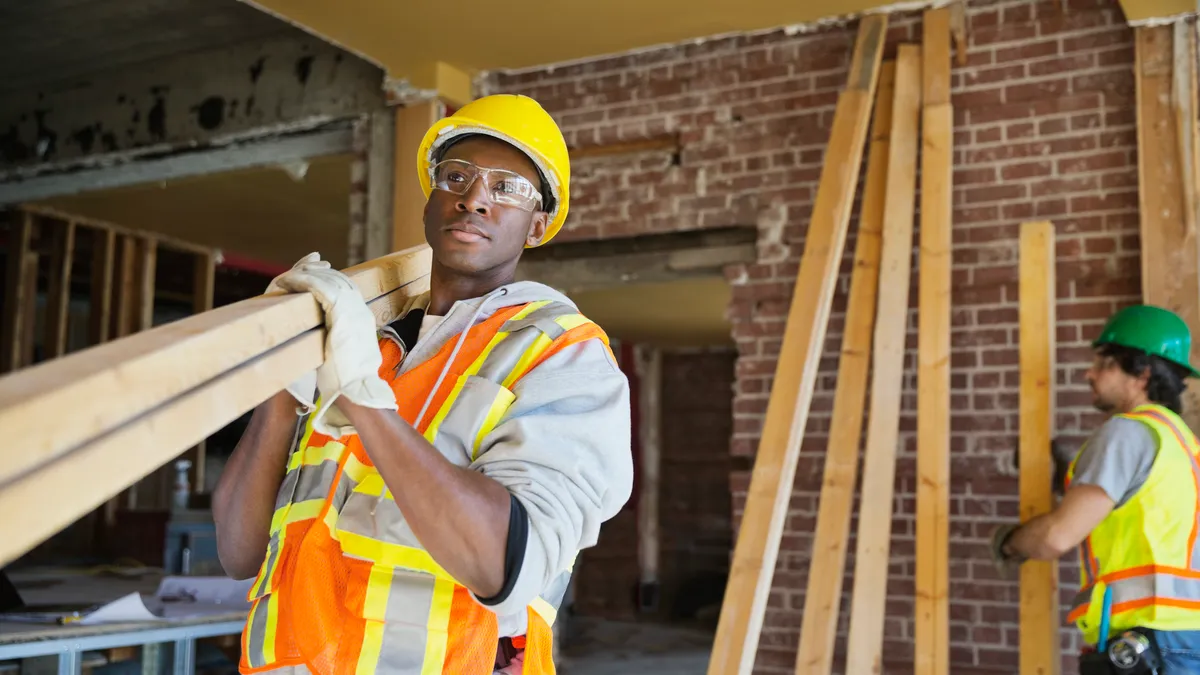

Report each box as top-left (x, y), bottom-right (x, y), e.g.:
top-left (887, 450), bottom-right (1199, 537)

top-left (0, 244), bottom-right (433, 493)
top-left (1136, 24), bottom-right (1200, 433)
top-left (0, 213), bottom-right (33, 373)
top-left (188, 252), bottom-right (217, 493)
top-left (570, 134), bottom-right (680, 160)
top-left (137, 239), bottom-right (157, 331)
top-left (1018, 221), bottom-right (1060, 675)
top-left (111, 236), bottom-right (137, 340)
top-left (843, 44), bottom-right (922, 675)
top-left (44, 220), bottom-right (76, 359)
top-left (0, 330), bottom-right (322, 567)
top-left (88, 229), bottom-right (115, 345)
top-left (916, 7), bottom-right (955, 675)
top-left (705, 15), bottom-right (887, 675)
top-left (792, 60), bottom-right (894, 675)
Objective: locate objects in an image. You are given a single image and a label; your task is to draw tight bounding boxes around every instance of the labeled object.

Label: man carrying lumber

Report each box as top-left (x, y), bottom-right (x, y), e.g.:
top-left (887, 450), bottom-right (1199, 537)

top-left (212, 94), bottom-right (633, 675)
top-left (991, 304), bottom-right (1200, 673)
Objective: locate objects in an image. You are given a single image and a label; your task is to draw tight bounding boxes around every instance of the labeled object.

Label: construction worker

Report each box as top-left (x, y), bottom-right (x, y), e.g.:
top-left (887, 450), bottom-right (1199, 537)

top-left (991, 304), bottom-right (1200, 674)
top-left (212, 94), bottom-right (633, 675)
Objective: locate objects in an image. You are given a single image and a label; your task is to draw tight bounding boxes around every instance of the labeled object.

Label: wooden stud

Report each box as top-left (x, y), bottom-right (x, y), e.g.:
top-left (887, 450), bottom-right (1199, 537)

top-left (1136, 24), bottom-right (1200, 433)
top-left (19, 251), bottom-right (38, 368)
top-left (0, 244), bottom-right (432, 493)
top-left (188, 252), bottom-right (217, 494)
top-left (792, 60), bottom-right (894, 675)
top-left (137, 238), bottom-right (157, 332)
top-left (844, 44), bottom-right (922, 675)
top-left (0, 213), bottom-right (33, 373)
top-left (44, 220), bottom-right (76, 359)
top-left (1018, 221), bottom-right (1060, 675)
top-left (111, 236), bottom-right (137, 340)
top-left (88, 228), bottom-right (116, 346)
top-left (916, 8), bottom-right (955, 675)
top-left (706, 15), bottom-right (887, 675)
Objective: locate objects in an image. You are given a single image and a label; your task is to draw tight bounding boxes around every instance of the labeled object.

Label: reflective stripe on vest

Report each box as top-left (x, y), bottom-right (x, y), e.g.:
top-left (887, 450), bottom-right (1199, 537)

top-left (243, 300), bottom-right (607, 674)
top-left (1065, 405), bottom-right (1200, 643)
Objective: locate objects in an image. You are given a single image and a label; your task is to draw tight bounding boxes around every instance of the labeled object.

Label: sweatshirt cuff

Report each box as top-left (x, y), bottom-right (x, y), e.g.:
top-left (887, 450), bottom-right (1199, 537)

top-left (476, 494), bottom-right (528, 607)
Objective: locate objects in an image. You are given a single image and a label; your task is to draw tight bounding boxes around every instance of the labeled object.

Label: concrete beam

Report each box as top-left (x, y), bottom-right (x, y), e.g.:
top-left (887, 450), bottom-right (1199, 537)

top-left (0, 32), bottom-right (385, 178)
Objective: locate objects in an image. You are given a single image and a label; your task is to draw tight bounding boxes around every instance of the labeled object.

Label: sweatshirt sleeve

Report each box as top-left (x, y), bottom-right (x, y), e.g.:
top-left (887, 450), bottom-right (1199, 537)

top-left (467, 338), bottom-right (633, 615)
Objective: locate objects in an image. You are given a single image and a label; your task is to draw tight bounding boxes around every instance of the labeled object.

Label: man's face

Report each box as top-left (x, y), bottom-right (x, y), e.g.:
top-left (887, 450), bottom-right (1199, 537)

top-left (1085, 349), bottom-right (1145, 413)
top-left (423, 136), bottom-right (549, 277)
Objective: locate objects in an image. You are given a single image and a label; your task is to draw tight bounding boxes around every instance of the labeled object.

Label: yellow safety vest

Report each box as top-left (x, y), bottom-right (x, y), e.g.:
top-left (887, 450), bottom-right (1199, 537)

top-left (1065, 403), bottom-right (1200, 645)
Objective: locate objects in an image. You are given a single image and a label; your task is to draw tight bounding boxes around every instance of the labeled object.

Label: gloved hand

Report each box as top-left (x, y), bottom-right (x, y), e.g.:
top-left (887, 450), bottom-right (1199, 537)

top-left (272, 260), bottom-right (397, 438)
top-left (265, 253), bottom-right (332, 415)
top-left (989, 523), bottom-right (1026, 575)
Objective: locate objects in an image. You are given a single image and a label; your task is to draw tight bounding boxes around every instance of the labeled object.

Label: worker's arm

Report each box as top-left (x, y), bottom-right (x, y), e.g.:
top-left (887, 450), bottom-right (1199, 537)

top-left (337, 400), bottom-right (512, 597)
top-left (212, 391), bottom-right (302, 580)
top-left (1002, 484), bottom-right (1114, 560)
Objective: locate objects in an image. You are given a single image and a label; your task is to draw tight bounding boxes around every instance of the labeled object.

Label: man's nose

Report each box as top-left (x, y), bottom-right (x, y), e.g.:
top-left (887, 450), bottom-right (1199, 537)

top-left (455, 178), bottom-right (491, 215)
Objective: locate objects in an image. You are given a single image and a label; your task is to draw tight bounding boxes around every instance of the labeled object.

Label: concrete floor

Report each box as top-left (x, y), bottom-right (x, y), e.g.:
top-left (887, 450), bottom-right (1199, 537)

top-left (557, 617), bottom-right (714, 675)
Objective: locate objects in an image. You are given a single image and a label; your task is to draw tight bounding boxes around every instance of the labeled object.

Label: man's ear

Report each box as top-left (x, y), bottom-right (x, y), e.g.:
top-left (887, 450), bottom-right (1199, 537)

top-left (526, 212), bottom-right (549, 247)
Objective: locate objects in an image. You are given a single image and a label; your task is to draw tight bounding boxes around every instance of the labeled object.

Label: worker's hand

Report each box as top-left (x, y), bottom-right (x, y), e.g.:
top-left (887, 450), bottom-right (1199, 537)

top-left (272, 262), bottom-right (397, 438)
top-left (989, 523), bottom-right (1026, 575)
top-left (265, 253), bottom-right (332, 415)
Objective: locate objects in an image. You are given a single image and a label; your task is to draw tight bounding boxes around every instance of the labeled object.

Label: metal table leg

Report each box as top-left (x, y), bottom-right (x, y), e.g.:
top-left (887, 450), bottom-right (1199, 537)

top-left (56, 650), bottom-right (80, 675)
top-left (173, 638), bottom-right (196, 674)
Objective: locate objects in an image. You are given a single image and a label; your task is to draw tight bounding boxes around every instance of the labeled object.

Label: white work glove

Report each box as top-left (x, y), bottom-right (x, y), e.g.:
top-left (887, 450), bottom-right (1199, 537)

top-left (265, 253), bottom-right (330, 415)
top-left (272, 260), bottom-right (397, 438)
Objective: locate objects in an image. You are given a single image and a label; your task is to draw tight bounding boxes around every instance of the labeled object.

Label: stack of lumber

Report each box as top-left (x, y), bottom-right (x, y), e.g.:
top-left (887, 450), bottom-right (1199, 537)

top-left (0, 244), bottom-right (432, 568)
top-left (706, 8), bottom-right (961, 675)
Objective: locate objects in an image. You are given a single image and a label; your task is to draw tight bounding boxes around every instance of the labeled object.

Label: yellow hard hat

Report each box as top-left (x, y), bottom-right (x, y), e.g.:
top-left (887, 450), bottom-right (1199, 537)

top-left (417, 94), bottom-right (570, 247)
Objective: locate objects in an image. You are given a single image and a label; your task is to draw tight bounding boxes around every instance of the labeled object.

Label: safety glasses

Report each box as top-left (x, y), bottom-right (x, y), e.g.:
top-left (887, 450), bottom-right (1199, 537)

top-left (431, 159), bottom-right (543, 212)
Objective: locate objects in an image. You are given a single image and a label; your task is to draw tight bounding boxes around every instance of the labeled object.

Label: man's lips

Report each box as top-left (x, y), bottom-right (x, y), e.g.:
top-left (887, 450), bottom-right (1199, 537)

top-left (444, 221), bottom-right (489, 242)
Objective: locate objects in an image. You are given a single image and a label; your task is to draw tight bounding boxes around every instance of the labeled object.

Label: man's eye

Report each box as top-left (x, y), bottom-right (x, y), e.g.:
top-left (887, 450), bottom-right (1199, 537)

top-left (446, 171), bottom-right (468, 183)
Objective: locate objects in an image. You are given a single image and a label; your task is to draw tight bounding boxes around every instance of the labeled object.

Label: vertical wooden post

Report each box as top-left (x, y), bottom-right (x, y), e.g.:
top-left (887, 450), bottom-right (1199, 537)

top-left (0, 213), bottom-right (34, 373)
top-left (1018, 221), bottom-right (1060, 675)
top-left (88, 228), bottom-right (115, 346)
top-left (187, 252), bottom-right (217, 495)
top-left (393, 100), bottom-right (446, 252)
top-left (44, 220), bottom-right (77, 359)
top-left (793, 60), bottom-right (893, 675)
top-left (19, 252), bottom-right (38, 368)
top-left (844, 44), bottom-right (922, 675)
top-left (635, 345), bottom-right (662, 609)
top-left (1136, 23), bottom-right (1200, 433)
top-left (706, 16), bottom-right (886, 675)
top-left (916, 7), bottom-right (955, 675)
top-left (366, 108), bottom-right (397, 262)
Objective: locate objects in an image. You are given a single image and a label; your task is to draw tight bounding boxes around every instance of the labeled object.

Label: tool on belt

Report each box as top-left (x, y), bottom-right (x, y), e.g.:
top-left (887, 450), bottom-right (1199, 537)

top-left (1079, 588), bottom-right (1163, 674)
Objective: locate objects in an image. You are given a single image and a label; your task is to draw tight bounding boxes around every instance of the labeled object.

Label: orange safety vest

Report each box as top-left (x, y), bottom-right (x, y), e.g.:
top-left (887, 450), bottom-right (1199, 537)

top-left (1064, 404), bottom-right (1200, 645)
top-left (239, 299), bottom-right (611, 675)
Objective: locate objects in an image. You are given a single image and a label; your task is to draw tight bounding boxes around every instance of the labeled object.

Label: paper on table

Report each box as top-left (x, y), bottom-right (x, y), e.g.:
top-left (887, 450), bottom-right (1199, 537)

top-left (76, 577), bottom-right (254, 625)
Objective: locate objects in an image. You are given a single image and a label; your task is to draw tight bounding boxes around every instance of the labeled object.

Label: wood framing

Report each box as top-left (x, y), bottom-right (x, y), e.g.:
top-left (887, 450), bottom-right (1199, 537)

top-left (792, 60), bottom-right (893, 675)
top-left (88, 228), bottom-right (115, 345)
top-left (394, 101), bottom-right (446, 252)
top-left (0, 244), bottom-right (433, 496)
top-left (0, 213), bottom-right (33, 373)
top-left (706, 15), bottom-right (887, 675)
top-left (1018, 221), bottom-right (1060, 675)
top-left (1136, 23), bottom-right (1200, 433)
top-left (844, 44), bottom-right (922, 675)
top-left (43, 220), bottom-right (76, 359)
top-left (636, 345), bottom-right (662, 604)
top-left (916, 7), bottom-right (954, 675)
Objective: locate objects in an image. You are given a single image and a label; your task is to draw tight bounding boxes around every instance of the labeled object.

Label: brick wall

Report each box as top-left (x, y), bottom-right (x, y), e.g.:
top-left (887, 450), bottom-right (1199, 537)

top-left (486, 0), bottom-right (1140, 672)
top-left (572, 348), bottom-right (736, 624)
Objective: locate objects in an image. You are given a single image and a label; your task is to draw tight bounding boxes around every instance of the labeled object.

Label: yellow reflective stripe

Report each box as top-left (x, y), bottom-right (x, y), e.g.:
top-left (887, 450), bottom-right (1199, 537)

top-left (471, 386), bottom-right (517, 461)
top-left (355, 565), bottom-right (393, 674)
top-left (342, 453), bottom-right (375, 485)
top-left (500, 314), bottom-right (593, 390)
top-left (269, 498), bottom-right (324, 532)
top-left (287, 439), bottom-right (346, 471)
top-left (262, 593), bottom-right (278, 663)
top-left (530, 596), bottom-right (557, 627)
top-left (338, 530), bottom-right (457, 580)
top-left (420, 578), bottom-right (456, 675)
top-left (355, 472), bottom-right (387, 498)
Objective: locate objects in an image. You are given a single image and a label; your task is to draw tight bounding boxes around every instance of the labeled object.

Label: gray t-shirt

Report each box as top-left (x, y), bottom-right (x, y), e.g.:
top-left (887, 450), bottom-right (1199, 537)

top-left (1070, 416), bottom-right (1159, 507)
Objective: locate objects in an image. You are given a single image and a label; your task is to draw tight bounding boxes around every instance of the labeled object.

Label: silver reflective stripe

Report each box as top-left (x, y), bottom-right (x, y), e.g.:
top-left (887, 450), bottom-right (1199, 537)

top-left (336, 494), bottom-right (424, 552)
top-left (430, 376), bottom-right (514, 465)
top-left (1073, 572), bottom-right (1200, 614)
top-left (244, 594), bottom-right (273, 668)
top-left (294, 461), bottom-right (340, 503)
top-left (274, 468), bottom-right (301, 512)
top-left (376, 570), bottom-right (440, 673)
top-left (499, 302), bottom-right (574, 336)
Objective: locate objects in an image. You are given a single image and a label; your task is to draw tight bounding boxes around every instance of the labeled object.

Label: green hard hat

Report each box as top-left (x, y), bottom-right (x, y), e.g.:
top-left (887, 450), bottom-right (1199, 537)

top-left (1092, 304), bottom-right (1200, 378)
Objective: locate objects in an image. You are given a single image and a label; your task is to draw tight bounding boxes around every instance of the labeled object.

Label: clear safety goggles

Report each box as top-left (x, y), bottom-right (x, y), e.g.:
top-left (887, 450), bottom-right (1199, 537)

top-left (431, 159), bottom-right (543, 212)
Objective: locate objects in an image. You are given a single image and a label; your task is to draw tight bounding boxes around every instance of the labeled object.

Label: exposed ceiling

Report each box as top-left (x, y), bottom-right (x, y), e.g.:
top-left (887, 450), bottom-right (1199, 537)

top-left (0, 0), bottom-right (300, 95)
